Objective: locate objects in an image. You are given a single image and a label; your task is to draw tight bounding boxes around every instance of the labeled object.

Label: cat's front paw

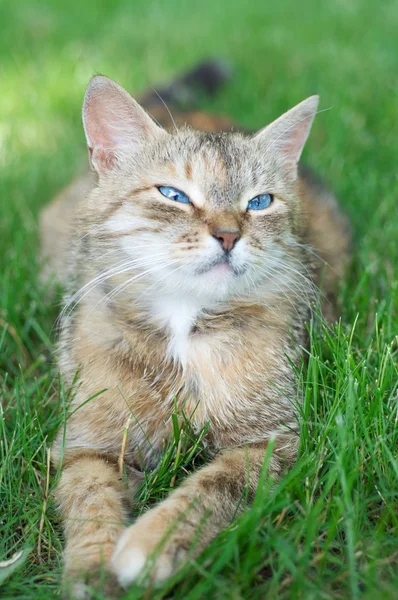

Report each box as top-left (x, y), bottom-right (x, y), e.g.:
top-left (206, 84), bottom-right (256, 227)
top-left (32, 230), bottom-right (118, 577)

top-left (111, 499), bottom-right (194, 587)
top-left (63, 573), bottom-right (122, 600)
top-left (62, 543), bottom-right (122, 599)
top-left (63, 567), bottom-right (122, 600)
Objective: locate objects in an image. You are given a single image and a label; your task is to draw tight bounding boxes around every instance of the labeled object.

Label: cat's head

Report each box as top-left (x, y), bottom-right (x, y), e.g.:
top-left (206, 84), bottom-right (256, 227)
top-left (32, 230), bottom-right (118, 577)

top-left (82, 76), bottom-right (318, 307)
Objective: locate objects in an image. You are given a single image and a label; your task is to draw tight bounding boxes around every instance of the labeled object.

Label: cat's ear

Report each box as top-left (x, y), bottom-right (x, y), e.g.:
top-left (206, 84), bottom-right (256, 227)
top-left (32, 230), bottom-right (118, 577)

top-left (83, 75), bottom-right (164, 176)
top-left (253, 95), bottom-right (319, 178)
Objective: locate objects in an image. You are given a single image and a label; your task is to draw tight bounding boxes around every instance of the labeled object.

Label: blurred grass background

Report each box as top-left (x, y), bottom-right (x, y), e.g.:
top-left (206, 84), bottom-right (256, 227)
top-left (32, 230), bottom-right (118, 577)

top-left (0, 0), bottom-right (397, 599)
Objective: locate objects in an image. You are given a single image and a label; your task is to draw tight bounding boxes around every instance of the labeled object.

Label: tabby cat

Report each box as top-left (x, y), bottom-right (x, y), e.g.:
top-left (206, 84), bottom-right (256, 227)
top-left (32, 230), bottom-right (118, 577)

top-left (40, 62), bottom-right (350, 597)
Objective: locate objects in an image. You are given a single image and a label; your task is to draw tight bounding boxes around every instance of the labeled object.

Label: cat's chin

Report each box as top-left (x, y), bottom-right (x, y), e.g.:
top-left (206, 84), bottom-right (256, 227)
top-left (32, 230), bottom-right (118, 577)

top-left (192, 267), bottom-right (244, 303)
top-left (202, 261), bottom-right (233, 275)
top-left (195, 262), bottom-right (237, 291)
top-left (175, 259), bottom-right (250, 304)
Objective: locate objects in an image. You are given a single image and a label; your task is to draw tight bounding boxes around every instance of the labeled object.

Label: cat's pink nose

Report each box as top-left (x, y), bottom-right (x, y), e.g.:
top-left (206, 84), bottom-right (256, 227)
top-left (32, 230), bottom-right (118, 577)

top-left (212, 229), bottom-right (240, 251)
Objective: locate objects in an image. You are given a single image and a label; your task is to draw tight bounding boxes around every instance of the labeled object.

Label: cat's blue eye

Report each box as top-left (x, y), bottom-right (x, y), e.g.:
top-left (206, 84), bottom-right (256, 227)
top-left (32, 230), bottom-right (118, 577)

top-left (157, 186), bottom-right (191, 204)
top-left (247, 194), bottom-right (273, 211)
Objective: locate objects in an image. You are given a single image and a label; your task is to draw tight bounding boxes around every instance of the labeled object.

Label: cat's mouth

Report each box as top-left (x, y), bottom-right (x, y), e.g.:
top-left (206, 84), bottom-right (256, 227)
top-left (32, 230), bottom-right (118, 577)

top-left (195, 255), bottom-right (247, 276)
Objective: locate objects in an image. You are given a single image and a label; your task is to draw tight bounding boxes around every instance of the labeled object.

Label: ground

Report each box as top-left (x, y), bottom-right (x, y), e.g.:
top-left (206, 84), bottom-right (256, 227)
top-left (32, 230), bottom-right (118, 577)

top-left (0, 0), bottom-right (397, 598)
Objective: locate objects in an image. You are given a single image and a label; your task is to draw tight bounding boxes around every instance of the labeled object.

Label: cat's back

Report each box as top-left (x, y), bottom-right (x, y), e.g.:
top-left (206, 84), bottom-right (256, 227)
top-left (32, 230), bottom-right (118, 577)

top-left (40, 171), bottom-right (96, 283)
top-left (298, 164), bottom-right (351, 317)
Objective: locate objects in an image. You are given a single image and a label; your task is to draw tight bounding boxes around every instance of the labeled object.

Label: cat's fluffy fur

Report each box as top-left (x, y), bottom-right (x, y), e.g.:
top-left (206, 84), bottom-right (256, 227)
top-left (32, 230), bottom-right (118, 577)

top-left (40, 64), bottom-right (350, 596)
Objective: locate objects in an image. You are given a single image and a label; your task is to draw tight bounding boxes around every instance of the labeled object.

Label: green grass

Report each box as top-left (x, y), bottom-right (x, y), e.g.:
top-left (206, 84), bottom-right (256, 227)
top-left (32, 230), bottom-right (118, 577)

top-left (1, 0), bottom-right (397, 598)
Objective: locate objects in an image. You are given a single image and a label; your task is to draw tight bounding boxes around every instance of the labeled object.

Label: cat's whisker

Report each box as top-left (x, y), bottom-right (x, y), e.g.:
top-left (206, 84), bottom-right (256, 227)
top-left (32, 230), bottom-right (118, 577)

top-left (247, 266), bottom-right (294, 300)
top-left (286, 240), bottom-right (340, 275)
top-left (60, 240), bottom-right (206, 322)
top-left (72, 223), bottom-right (105, 247)
top-left (129, 262), bottom-right (188, 309)
top-left (103, 263), bottom-right (180, 304)
top-left (265, 273), bottom-right (315, 305)
top-left (101, 259), bottom-right (186, 306)
top-left (275, 262), bottom-right (323, 300)
top-left (93, 243), bottom-right (164, 259)
top-left (254, 263), bottom-right (314, 313)
top-left (280, 250), bottom-right (315, 276)
top-left (80, 260), bottom-right (184, 323)
top-left (59, 253), bottom-right (173, 321)
top-left (260, 251), bottom-right (321, 294)
top-left (60, 259), bottom-right (153, 317)
top-left (90, 241), bottom-right (200, 263)
top-left (151, 89), bottom-right (178, 133)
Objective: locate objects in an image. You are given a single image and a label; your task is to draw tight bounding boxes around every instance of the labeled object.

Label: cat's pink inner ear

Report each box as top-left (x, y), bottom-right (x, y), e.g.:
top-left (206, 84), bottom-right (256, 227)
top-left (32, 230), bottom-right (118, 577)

top-left (254, 95), bottom-right (319, 176)
top-left (82, 75), bottom-right (163, 176)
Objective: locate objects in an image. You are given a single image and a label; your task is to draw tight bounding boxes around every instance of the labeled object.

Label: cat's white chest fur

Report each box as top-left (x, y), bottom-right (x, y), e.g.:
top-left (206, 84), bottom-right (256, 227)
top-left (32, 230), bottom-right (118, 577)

top-left (150, 295), bottom-right (203, 366)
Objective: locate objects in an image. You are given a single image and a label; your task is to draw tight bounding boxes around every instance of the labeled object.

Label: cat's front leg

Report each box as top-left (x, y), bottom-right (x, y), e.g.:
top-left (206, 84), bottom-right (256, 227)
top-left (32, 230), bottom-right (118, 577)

top-left (55, 455), bottom-right (128, 598)
top-left (111, 435), bottom-right (297, 587)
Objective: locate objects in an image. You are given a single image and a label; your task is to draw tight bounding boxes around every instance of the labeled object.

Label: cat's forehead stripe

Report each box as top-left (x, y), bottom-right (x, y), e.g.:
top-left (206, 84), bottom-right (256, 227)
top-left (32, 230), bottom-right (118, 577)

top-left (185, 132), bottom-right (246, 206)
top-left (184, 161), bottom-right (192, 180)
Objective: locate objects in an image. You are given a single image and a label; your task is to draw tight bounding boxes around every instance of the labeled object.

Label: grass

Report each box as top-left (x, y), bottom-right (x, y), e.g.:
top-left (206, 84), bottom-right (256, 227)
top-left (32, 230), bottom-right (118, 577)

top-left (0, 0), bottom-right (397, 598)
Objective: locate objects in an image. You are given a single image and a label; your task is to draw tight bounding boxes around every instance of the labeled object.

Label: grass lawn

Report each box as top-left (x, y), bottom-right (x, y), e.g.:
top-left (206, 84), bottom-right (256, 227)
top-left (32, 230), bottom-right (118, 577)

top-left (1, 0), bottom-right (397, 598)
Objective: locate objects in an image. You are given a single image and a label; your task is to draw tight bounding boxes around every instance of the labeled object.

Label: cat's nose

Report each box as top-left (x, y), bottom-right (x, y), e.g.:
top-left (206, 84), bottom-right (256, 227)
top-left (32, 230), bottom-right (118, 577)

top-left (212, 229), bottom-right (240, 251)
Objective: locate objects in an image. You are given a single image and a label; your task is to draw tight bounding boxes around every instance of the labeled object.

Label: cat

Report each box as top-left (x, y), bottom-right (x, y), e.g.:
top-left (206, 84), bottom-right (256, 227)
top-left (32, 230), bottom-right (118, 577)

top-left (40, 62), bottom-right (350, 597)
